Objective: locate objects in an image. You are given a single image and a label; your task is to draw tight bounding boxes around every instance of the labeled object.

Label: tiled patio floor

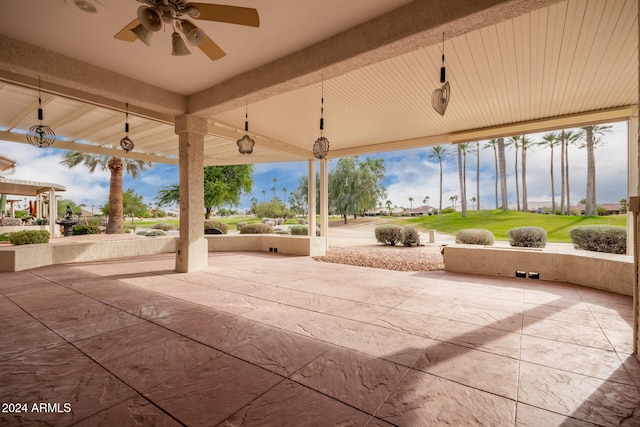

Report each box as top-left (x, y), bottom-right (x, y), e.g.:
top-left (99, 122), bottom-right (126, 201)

top-left (1, 251), bottom-right (638, 426)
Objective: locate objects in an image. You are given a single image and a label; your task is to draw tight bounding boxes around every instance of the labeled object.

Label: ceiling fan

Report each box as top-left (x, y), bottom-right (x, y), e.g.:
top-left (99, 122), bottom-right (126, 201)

top-left (114, 0), bottom-right (259, 60)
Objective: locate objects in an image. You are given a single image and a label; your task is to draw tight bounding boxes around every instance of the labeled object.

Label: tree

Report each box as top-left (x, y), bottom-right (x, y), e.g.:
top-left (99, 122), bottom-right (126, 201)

top-left (506, 136), bottom-right (521, 211)
top-left (272, 177), bottom-right (277, 196)
top-left (450, 195), bottom-right (458, 209)
top-left (262, 189), bottom-right (266, 202)
top-left (520, 135), bottom-right (533, 212)
top-left (579, 124), bottom-right (612, 216)
top-left (122, 188), bottom-right (147, 217)
top-left (288, 191), bottom-right (306, 216)
top-left (296, 174), bottom-right (320, 215)
top-left (475, 141), bottom-right (480, 210)
top-left (539, 132), bottom-right (560, 214)
top-left (408, 197), bottom-right (414, 210)
top-left (60, 152), bottom-right (151, 234)
top-left (497, 137), bottom-right (508, 211)
top-left (457, 143), bottom-right (471, 217)
top-left (328, 157), bottom-right (386, 223)
top-left (484, 139), bottom-right (500, 209)
top-left (385, 199), bottom-right (392, 216)
top-left (423, 195), bottom-right (430, 207)
top-left (427, 145), bottom-right (451, 214)
top-left (471, 196), bottom-right (477, 210)
top-left (57, 198), bottom-right (83, 216)
top-left (155, 165), bottom-right (254, 219)
top-left (282, 187), bottom-right (287, 207)
top-left (562, 130), bottom-right (580, 214)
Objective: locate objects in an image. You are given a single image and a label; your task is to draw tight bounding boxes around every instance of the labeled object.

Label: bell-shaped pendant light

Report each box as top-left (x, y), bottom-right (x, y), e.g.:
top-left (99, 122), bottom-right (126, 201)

top-left (119, 102), bottom-right (134, 153)
top-left (180, 20), bottom-right (205, 47)
top-left (131, 23), bottom-right (153, 46)
top-left (312, 77), bottom-right (329, 159)
top-left (137, 6), bottom-right (162, 32)
top-left (26, 77), bottom-right (55, 148)
top-left (171, 31), bottom-right (191, 56)
top-left (237, 102), bottom-right (255, 154)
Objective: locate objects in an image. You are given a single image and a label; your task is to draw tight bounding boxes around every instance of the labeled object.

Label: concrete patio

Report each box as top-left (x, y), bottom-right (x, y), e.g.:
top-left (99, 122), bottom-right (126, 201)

top-left (1, 251), bottom-right (638, 426)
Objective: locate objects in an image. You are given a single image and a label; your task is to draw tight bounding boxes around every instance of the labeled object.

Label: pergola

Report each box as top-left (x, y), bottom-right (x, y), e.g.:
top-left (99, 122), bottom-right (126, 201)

top-left (0, 0), bottom-right (637, 355)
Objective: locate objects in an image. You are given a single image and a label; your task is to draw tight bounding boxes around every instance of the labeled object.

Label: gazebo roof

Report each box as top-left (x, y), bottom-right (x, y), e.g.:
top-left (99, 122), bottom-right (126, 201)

top-left (0, 0), bottom-right (636, 165)
top-left (0, 177), bottom-right (66, 197)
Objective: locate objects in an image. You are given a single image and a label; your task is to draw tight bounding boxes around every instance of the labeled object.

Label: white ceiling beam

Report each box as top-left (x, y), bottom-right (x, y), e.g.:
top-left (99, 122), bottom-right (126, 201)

top-left (5, 93), bottom-right (55, 130)
top-left (0, 131), bottom-right (178, 165)
top-left (70, 115), bottom-right (122, 141)
top-left (49, 104), bottom-right (96, 129)
top-left (329, 134), bottom-right (450, 158)
top-left (208, 123), bottom-right (312, 158)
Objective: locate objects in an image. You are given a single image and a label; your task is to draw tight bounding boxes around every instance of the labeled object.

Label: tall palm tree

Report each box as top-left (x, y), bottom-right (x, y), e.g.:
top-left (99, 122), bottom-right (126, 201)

top-left (563, 129), bottom-right (580, 214)
top-left (458, 143), bottom-right (473, 217)
top-left (282, 187), bottom-right (287, 206)
top-left (408, 197), bottom-right (414, 210)
top-left (427, 145), bottom-right (451, 214)
top-left (506, 136), bottom-right (521, 211)
top-left (539, 132), bottom-right (559, 214)
top-left (385, 199), bottom-right (392, 216)
top-left (270, 186), bottom-right (277, 199)
top-left (450, 195), bottom-right (459, 210)
top-left (60, 152), bottom-right (151, 234)
top-left (262, 189), bottom-right (266, 202)
top-left (475, 141), bottom-right (480, 210)
top-left (579, 124), bottom-right (612, 216)
top-left (423, 195), bottom-right (430, 207)
top-left (272, 177), bottom-right (277, 194)
top-left (497, 137), bottom-right (508, 211)
top-left (484, 139), bottom-right (500, 209)
top-left (471, 196), bottom-right (477, 210)
top-left (520, 135), bottom-right (532, 212)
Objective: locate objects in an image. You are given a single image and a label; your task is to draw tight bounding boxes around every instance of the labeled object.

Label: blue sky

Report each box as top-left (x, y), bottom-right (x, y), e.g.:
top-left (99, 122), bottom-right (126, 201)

top-left (0, 121), bottom-right (629, 212)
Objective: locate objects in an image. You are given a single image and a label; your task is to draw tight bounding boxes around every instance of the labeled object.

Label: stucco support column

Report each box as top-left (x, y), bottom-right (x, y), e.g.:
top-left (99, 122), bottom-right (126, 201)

top-left (308, 159), bottom-right (317, 236)
top-left (319, 158), bottom-right (329, 251)
top-left (48, 188), bottom-right (58, 237)
top-left (635, 8), bottom-right (639, 358)
top-left (175, 114), bottom-right (208, 273)
top-left (629, 116), bottom-right (638, 257)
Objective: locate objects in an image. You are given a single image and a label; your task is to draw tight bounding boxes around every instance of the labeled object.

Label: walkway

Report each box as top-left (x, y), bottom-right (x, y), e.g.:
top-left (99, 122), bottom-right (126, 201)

top-left (1, 252), bottom-right (638, 426)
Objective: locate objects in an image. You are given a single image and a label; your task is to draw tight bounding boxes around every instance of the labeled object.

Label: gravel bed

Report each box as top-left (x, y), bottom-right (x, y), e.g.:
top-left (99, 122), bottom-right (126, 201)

top-left (313, 246), bottom-right (444, 271)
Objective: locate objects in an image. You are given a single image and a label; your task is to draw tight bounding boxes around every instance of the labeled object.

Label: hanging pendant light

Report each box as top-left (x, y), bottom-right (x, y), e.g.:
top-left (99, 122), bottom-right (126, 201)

top-left (431, 33), bottom-right (451, 116)
top-left (119, 101), bottom-right (134, 153)
top-left (312, 77), bottom-right (330, 159)
top-left (27, 77), bottom-right (55, 148)
top-left (237, 101), bottom-right (255, 154)
top-left (171, 31), bottom-right (191, 56)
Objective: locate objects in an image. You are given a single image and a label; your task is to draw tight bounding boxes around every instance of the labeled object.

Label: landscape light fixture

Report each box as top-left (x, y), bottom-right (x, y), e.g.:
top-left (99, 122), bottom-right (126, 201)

top-left (312, 77), bottom-right (330, 159)
top-left (431, 33), bottom-right (451, 116)
top-left (119, 101), bottom-right (135, 153)
top-left (237, 101), bottom-right (255, 154)
top-left (26, 77), bottom-right (56, 148)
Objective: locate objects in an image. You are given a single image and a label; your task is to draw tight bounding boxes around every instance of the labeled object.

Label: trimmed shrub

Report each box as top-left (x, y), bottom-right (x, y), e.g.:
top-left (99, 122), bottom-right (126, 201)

top-left (375, 224), bottom-right (404, 246)
top-left (236, 221), bottom-right (248, 231)
top-left (1, 218), bottom-right (23, 226)
top-left (72, 224), bottom-right (101, 235)
top-left (261, 217), bottom-right (274, 224)
top-left (8, 230), bottom-right (49, 245)
top-left (204, 219), bottom-right (228, 234)
top-left (275, 218), bottom-right (285, 225)
top-left (441, 207), bottom-right (455, 214)
top-left (145, 230), bottom-right (166, 237)
top-left (35, 219), bottom-right (49, 225)
top-left (275, 230), bottom-right (290, 235)
top-left (124, 225), bottom-right (136, 234)
top-left (297, 218), bottom-right (307, 224)
top-left (508, 226), bottom-right (547, 248)
top-left (290, 225), bottom-right (308, 235)
top-left (137, 231), bottom-right (149, 236)
top-left (569, 225), bottom-right (626, 254)
top-left (0, 233), bottom-right (9, 241)
top-left (240, 223), bottom-right (274, 234)
top-left (402, 226), bottom-right (421, 247)
top-left (152, 222), bottom-right (175, 231)
top-left (264, 220), bottom-right (276, 227)
top-left (455, 229), bottom-right (495, 245)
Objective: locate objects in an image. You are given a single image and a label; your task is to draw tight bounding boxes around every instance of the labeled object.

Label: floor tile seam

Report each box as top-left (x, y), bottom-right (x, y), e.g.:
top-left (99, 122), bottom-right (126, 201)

top-left (514, 295), bottom-right (525, 426)
top-left (515, 402), bottom-right (608, 427)
top-left (521, 313), bottom-right (605, 329)
top-left (582, 300), bottom-right (634, 357)
top-left (517, 358), bottom-right (639, 387)
top-left (520, 330), bottom-right (615, 352)
top-left (0, 340), bottom-right (70, 364)
top-left (425, 336), bottom-right (522, 362)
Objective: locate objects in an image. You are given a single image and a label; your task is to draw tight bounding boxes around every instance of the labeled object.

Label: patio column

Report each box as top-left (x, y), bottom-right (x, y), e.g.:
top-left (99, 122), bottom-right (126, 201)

top-left (629, 116), bottom-right (638, 257)
top-left (319, 158), bottom-right (329, 251)
top-left (48, 188), bottom-right (58, 237)
top-left (175, 114), bottom-right (208, 273)
top-left (308, 159), bottom-right (316, 236)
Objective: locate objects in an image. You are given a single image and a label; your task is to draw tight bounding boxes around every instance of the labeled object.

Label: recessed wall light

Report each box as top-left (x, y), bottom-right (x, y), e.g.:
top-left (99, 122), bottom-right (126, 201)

top-left (65, 0), bottom-right (105, 14)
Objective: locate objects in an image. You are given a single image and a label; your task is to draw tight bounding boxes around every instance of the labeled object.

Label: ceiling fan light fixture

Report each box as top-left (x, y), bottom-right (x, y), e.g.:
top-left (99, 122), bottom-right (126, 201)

top-left (171, 31), bottom-right (191, 56)
top-left (137, 6), bottom-right (162, 32)
top-left (180, 20), bottom-right (205, 47)
top-left (131, 24), bottom-right (153, 46)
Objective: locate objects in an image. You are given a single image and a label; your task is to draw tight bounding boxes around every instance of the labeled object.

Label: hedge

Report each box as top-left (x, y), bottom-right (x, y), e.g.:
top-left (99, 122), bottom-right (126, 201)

top-left (569, 225), bottom-right (626, 254)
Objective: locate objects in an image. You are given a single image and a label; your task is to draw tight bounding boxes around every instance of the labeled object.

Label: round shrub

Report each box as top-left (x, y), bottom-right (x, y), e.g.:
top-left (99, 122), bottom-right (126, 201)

top-left (240, 223), bottom-right (274, 234)
top-left (145, 230), bottom-right (166, 237)
top-left (261, 217), bottom-right (274, 224)
top-left (275, 218), bottom-right (285, 225)
top-left (236, 221), bottom-right (248, 231)
top-left (508, 226), bottom-right (547, 248)
top-left (36, 219), bottom-right (49, 226)
top-left (297, 218), bottom-right (307, 224)
top-left (137, 231), bottom-right (149, 236)
top-left (569, 225), bottom-right (626, 254)
top-left (8, 230), bottom-right (50, 245)
top-left (275, 230), bottom-right (290, 235)
top-left (204, 219), bottom-right (228, 234)
top-left (72, 224), bottom-right (101, 235)
top-left (0, 233), bottom-right (10, 241)
top-left (1, 218), bottom-right (23, 226)
top-left (375, 224), bottom-right (404, 246)
top-left (290, 225), bottom-right (308, 236)
top-left (264, 220), bottom-right (276, 227)
top-left (455, 229), bottom-right (495, 245)
top-left (402, 226), bottom-right (421, 247)
top-left (441, 207), bottom-right (455, 214)
top-left (152, 222), bottom-right (175, 231)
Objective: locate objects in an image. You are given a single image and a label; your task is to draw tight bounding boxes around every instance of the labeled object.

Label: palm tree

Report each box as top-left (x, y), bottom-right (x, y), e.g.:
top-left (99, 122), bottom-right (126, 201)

top-left (457, 143), bottom-right (472, 217)
top-left (579, 124), bottom-right (612, 216)
top-left (427, 145), bottom-right (451, 214)
top-left (385, 199), bottom-right (392, 216)
top-left (262, 189), bottom-right (266, 202)
top-left (270, 186), bottom-right (277, 199)
top-left (506, 136), bottom-right (521, 211)
top-left (408, 197), bottom-right (414, 210)
top-left (520, 135), bottom-right (532, 212)
top-left (60, 152), bottom-right (151, 234)
top-left (423, 195), bottom-right (430, 207)
top-left (449, 195), bottom-right (459, 210)
top-left (563, 130), bottom-right (580, 214)
top-left (282, 187), bottom-right (287, 206)
top-left (484, 139), bottom-right (500, 209)
top-left (272, 177), bottom-right (277, 194)
top-left (475, 141), bottom-right (480, 210)
top-left (497, 137), bottom-right (508, 211)
top-left (539, 132), bottom-right (560, 214)
top-left (471, 196), bottom-right (477, 210)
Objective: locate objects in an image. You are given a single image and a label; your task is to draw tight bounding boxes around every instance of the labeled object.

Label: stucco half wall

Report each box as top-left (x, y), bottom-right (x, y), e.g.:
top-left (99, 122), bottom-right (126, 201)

top-left (443, 245), bottom-right (633, 296)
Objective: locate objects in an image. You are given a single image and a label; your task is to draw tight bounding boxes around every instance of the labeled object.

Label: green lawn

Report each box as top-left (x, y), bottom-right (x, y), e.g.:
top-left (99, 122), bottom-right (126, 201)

top-left (397, 210), bottom-right (627, 243)
top-left (131, 216), bottom-right (299, 231)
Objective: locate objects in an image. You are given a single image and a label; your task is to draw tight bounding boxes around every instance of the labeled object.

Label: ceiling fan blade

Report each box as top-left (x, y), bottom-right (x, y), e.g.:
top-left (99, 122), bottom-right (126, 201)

top-left (186, 3), bottom-right (260, 27)
top-left (198, 34), bottom-right (226, 61)
top-left (114, 18), bottom-right (140, 42)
